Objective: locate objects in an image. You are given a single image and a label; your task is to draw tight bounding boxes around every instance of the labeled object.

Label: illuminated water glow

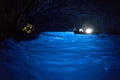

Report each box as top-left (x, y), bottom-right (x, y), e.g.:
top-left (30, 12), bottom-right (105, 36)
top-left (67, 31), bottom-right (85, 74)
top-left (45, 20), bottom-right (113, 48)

top-left (0, 32), bottom-right (120, 80)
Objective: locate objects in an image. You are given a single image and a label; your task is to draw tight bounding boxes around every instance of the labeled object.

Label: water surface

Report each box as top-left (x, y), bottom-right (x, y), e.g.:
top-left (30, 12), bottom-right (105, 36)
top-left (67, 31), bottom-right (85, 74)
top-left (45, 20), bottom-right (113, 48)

top-left (0, 32), bottom-right (120, 80)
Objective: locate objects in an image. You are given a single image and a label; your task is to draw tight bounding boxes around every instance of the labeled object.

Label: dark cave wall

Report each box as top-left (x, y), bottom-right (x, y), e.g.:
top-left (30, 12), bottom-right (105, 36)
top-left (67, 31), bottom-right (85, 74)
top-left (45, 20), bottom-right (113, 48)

top-left (31, 0), bottom-right (120, 33)
top-left (0, 0), bottom-right (120, 39)
top-left (0, 0), bottom-right (39, 35)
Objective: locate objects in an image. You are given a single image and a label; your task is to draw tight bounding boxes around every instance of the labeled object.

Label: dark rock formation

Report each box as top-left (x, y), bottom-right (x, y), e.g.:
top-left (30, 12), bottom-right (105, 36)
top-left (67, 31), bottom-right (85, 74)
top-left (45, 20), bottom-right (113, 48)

top-left (0, 0), bottom-right (120, 41)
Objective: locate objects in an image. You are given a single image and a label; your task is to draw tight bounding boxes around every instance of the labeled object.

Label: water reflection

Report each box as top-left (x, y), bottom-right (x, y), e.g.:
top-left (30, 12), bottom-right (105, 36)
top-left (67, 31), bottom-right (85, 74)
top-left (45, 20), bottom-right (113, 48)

top-left (0, 32), bottom-right (120, 80)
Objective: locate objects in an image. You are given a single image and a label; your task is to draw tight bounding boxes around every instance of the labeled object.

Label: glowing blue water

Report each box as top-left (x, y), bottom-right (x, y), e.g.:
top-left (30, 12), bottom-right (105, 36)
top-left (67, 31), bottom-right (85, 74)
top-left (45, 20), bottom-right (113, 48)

top-left (0, 32), bottom-right (120, 80)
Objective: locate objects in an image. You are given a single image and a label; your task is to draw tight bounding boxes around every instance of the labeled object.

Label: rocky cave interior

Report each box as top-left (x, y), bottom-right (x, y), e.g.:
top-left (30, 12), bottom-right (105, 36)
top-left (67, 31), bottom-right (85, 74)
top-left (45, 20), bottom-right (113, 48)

top-left (0, 0), bottom-right (120, 41)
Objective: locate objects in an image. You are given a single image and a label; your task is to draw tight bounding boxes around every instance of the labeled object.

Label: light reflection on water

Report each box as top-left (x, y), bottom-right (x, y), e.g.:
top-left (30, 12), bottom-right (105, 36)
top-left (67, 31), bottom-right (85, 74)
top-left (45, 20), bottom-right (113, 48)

top-left (0, 32), bottom-right (120, 80)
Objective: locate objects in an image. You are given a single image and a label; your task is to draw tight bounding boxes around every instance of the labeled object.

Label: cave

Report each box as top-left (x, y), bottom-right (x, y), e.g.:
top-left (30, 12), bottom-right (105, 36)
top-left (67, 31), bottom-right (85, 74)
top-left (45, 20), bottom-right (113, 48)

top-left (0, 0), bottom-right (120, 80)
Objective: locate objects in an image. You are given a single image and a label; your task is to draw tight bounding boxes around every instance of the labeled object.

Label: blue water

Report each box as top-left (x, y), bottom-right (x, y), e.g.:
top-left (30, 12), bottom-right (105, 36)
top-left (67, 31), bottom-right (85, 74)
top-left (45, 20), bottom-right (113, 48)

top-left (0, 32), bottom-right (120, 80)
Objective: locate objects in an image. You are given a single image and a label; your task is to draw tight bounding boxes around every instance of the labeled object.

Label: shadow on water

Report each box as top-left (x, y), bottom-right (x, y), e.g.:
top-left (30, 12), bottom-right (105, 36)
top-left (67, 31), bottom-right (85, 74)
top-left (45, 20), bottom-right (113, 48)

top-left (11, 31), bottom-right (41, 42)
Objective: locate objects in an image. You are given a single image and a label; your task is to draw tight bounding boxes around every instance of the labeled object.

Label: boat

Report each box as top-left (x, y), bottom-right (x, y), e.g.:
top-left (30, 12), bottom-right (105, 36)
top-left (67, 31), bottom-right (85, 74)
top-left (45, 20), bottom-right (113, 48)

top-left (73, 27), bottom-right (93, 34)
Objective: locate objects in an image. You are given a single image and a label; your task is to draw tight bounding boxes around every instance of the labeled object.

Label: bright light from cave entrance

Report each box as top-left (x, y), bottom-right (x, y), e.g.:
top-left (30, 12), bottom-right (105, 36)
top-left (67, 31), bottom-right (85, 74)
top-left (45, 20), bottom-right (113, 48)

top-left (79, 28), bottom-right (83, 32)
top-left (85, 28), bottom-right (93, 34)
